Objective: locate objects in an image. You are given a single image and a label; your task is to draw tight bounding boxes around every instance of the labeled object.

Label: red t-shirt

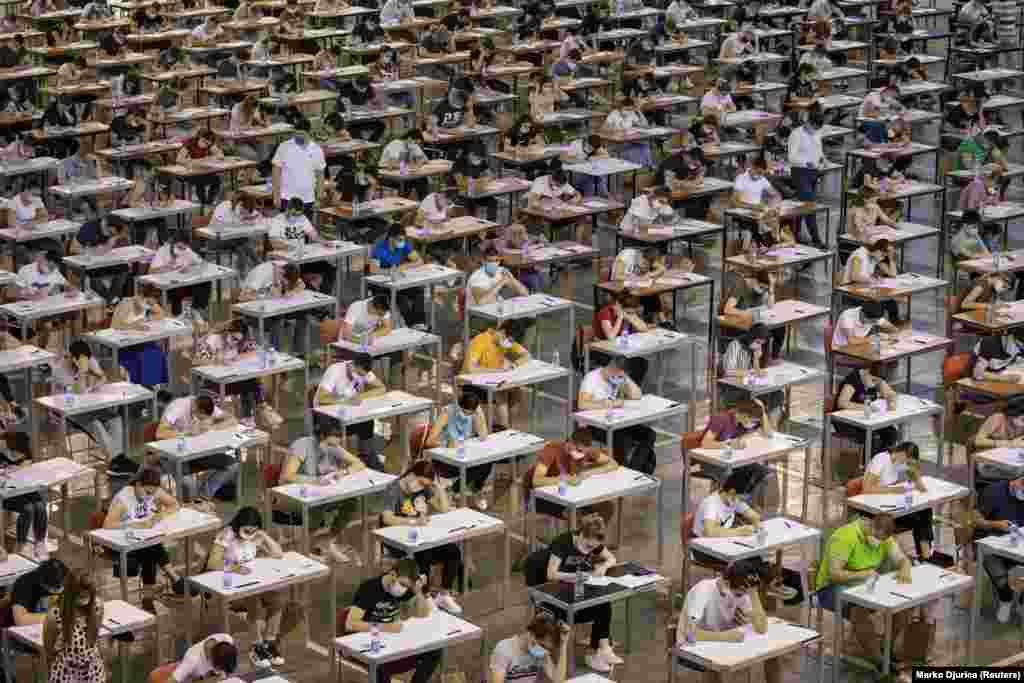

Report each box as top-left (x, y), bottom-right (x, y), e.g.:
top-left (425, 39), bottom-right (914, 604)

top-left (594, 303), bottom-right (625, 340)
top-left (524, 441), bottom-right (599, 492)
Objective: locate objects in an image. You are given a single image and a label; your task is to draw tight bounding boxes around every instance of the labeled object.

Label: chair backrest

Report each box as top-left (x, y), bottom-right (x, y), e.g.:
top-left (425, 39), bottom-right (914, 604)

top-left (945, 294), bottom-right (963, 336)
top-left (337, 607), bottom-right (351, 636)
top-left (571, 324), bottom-right (594, 374)
top-left (320, 319), bottom-right (341, 347)
top-left (944, 352), bottom-right (973, 387)
top-left (142, 422), bottom-right (158, 444)
top-left (524, 547), bottom-right (551, 587)
top-left (456, 289), bottom-right (466, 321)
top-left (680, 511), bottom-right (696, 548)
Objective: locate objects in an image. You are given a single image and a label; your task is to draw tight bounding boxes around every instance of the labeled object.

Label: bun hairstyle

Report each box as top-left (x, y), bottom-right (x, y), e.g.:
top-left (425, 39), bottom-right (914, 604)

top-left (576, 512), bottom-right (606, 542)
top-left (527, 610), bottom-right (567, 648)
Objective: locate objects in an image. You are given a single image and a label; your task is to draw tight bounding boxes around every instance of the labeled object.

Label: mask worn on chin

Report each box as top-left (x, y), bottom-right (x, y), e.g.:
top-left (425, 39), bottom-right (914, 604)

top-left (1014, 486), bottom-right (1024, 501)
top-left (608, 375), bottom-right (626, 387)
top-left (528, 644), bottom-right (548, 659)
top-left (483, 262), bottom-right (499, 276)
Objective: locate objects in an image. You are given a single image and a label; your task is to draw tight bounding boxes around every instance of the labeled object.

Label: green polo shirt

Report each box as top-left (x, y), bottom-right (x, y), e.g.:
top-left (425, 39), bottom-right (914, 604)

top-left (815, 518), bottom-right (895, 591)
top-left (956, 138), bottom-right (988, 171)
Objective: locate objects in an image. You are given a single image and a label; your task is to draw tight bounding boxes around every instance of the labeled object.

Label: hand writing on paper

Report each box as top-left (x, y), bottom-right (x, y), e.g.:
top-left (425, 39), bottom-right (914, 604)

top-left (896, 565), bottom-right (913, 584)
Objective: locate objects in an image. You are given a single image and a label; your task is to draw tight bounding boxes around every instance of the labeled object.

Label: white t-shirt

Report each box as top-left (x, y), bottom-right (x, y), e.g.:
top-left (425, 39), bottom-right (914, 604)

top-left (173, 634), bottom-right (235, 683)
top-left (112, 485), bottom-right (157, 524)
top-left (466, 267), bottom-right (501, 298)
top-left (10, 195), bottom-right (42, 226)
top-left (620, 194), bottom-right (673, 232)
top-left (150, 244), bottom-right (201, 271)
top-left (734, 172), bottom-right (773, 205)
top-left (693, 492), bottom-right (753, 537)
top-left (343, 297), bottom-right (390, 337)
top-left (271, 138), bottom-right (327, 204)
top-left (162, 396), bottom-right (225, 432)
top-left (211, 200), bottom-right (256, 224)
top-left (317, 361), bottom-right (379, 404)
top-left (380, 139), bottom-right (427, 166)
top-left (842, 246), bottom-right (876, 284)
top-left (268, 213), bottom-right (317, 250)
top-left (490, 636), bottom-right (545, 683)
top-left (831, 306), bottom-right (872, 348)
top-left (867, 450), bottom-right (907, 486)
top-left (684, 577), bottom-right (753, 632)
top-left (579, 368), bottom-right (622, 402)
top-left (529, 175), bottom-right (575, 200)
top-left (419, 193), bottom-right (448, 223)
top-left (15, 262), bottom-right (66, 295)
top-left (613, 248), bottom-right (644, 277)
top-left (243, 261), bottom-right (276, 292)
top-left (213, 527), bottom-right (259, 565)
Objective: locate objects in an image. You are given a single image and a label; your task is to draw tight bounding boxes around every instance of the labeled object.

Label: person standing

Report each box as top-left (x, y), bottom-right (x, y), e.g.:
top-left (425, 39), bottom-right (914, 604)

top-left (272, 118), bottom-right (326, 220)
top-left (44, 570), bottom-right (105, 683)
top-left (787, 108), bottom-right (827, 250)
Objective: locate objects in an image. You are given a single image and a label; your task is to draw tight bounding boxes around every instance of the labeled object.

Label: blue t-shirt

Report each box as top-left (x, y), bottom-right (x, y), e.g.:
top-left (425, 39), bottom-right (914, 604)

top-left (371, 239), bottom-right (412, 268)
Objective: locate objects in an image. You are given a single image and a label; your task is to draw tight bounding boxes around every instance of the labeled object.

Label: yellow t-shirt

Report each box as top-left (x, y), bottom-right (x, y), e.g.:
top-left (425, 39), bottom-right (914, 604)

top-left (463, 329), bottom-right (528, 372)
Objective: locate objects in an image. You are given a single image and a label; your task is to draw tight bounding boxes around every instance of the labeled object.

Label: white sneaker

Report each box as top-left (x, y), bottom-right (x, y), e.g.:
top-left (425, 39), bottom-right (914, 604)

top-left (435, 592), bottom-right (463, 615)
top-left (599, 647), bottom-right (624, 665)
top-left (586, 652), bottom-right (612, 672)
top-left (997, 601), bottom-right (1013, 623)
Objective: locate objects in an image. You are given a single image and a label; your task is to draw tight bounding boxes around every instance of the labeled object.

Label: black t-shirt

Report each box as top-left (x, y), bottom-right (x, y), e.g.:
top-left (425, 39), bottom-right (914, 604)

top-left (654, 153), bottom-right (689, 186)
top-left (421, 29), bottom-right (450, 52)
top-left (979, 480), bottom-right (1024, 534)
top-left (442, 14), bottom-right (467, 32)
top-left (455, 155), bottom-right (488, 178)
top-left (947, 104), bottom-right (983, 131)
top-left (548, 532), bottom-right (603, 573)
top-left (837, 368), bottom-right (880, 405)
top-left (341, 82), bottom-right (374, 107)
top-left (352, 576), bottom-right (414, 624)
top-left (11, 568), bottom-right (51, 615)
top-left (433, 99), bottom-right (465, 130)
top-left (625, 79), bottom-right (658, 100)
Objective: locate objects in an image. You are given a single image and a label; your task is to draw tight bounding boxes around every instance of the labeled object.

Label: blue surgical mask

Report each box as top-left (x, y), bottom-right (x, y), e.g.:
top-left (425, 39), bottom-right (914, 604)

top-left (395, 239), bottom-right (407, 249)
top-left (528, 644), bottom-right (548, 659)
top-left (608, 375), bottom-right (626, 387)
top-left (483, 262), bottom-right (498, 276)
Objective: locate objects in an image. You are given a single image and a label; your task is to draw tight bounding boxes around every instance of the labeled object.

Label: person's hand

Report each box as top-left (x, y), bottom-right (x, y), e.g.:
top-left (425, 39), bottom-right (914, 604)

top-left (896, 565), bottom-right (913, 584)
top-left (735, 525), bottom-right (755, 536)
top-left (612, 399), bottom-right (624, 408)
top-left (592, 564), bottom-right (607, 578)
top-left (414, 573), bottom-right (428, 593)
top-left (725, 628), bottom-right (745, 643)
top-left (381, 621), bottom-right (403, 633)
top-left (996, 520), bottom-right (1013, 532)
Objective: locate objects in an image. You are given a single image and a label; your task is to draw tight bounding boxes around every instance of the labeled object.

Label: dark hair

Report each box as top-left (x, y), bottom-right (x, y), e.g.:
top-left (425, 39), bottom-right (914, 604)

top-left (482, 245), bottom-right (500, 259)
top-left (370, 294), bottom-right (390, 312)
top-left (577, 513), bottom-right (606, 541)
top-left (69, 339), bottom-right (91, 359)
top-left (350, 353), bottom-right (373, 372)
top-left (746, 322), bottom-right (770, 345)
top-left (194, 394), bottom-right (215, 417)
top-left (457, 392), bottom-right (480, 411)
top-left (37, 558), bottom-right (66, 589)
top-left (498, 318), bottom-right (529, 343)
top-left (568, 48), bottom-right (581, 61)
top-left (405, 459), bottom-right (435, 480)
top-left (210, 641), bottom-right (239, 674)
top-left (722, 558), bottom-right (761, 589)
top-left (861, 300), bottom-right (885, 320)
top-left (1006, 399), bottom-right (1024, 418)
top-left (721, 470), bottom-right (748, 493)
top-left (569, 428), bottom-right (593, 447)
top-left (962, 208), bottom-right (981, 225)
top-left (892, 441), bottom-right (919, 460)
top-left (387, 224), bottom-right (404, 239)
top-left (229, 506), bottom-right (263, 534)
top-left (286, 197), bottom-right (304, 212)
top-left (526, 612), bottom-right (564, 649)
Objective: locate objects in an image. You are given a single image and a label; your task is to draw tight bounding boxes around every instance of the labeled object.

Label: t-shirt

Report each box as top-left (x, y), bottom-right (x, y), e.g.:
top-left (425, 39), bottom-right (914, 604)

top-left (620, 194), bottom-right (673, 232)
top-left (978, 480), bottom-right (1024, 532)
top-left (703, 411), bottom-right (759, 443)
top-left (548, 531), bottom-right (603, 573)
top-left (318, 361), bottom-right (378, 403)
top-left (370, 238), bottom-right (412, 268)
top-left (380, 139), bottom-right (427, 166)
top-left (700, 91), bottom-right (735, 111)
top-left (815, 518), bottom-right (895, 590)
top-left (213, 528), bottom-right (258, 567)
top-left (15, 263), bottom-right (66, 295)
top-left (466, 267), bottom-right (502, 299)
top-left (579, 368), bottom-right (621, 402)
top-left (692, 492), bottom-right (753, 537)
top-left (271, 138), bottom-right (327, 204)
top-left (683, 577), bottom-right (753, 632)
top-left (419, 193), bottom-right (448, 223)
top-left (594, 303), bottom-right (630, 340)
top-left (432, 99), bottom-right (465, 130)
top-left (866, 450), bottom-right (908, 487)
top-left (173, 634), bottom-right (236, 681)
top-left (150, 244), bottom-right (201, 271)
top-left (733, 171), bottom-right (773, 205)
top-left (831, 306), bottom-right (873, 347)
top-left (465, 329), bottom-right (528, 371)
top-left (613, 248), bottom-right (643, 277)
top-left (162, 396), bottom-right (225, 432)
top-left (529, 175), bottom-right (575, 199)
top-left (420, 28), bottom-right (450, 51)
top-left (526, 441), bottom-right (599, 493)
top-left (112, 484), bottom-right (158, 524)
top-left (269, 213), bottom-right (317, 250)
top-left (343, 297), bottom-right (391, 336)
top-left (243, 262), bottom-right (276, 292)
top-left (490, 636), bottom-right (546, 683)
top-left (351, 576), bottom-right (414, 624)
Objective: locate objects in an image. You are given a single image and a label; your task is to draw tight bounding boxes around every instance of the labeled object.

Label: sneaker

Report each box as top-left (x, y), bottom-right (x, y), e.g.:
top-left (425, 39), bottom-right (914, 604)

top-left (33, 541), bottom-right (48, 561)
top-left (585, 652), bottom-right (612, 672)
top-left (250, 643), bottom-right (271, 668)
top-left (599, 646), bottom-right (624, 665)
top-left (435, 592), bottom-right (463, 615)
top-left (266, 640), bottom-right (285, 667)
top-left (997, 601), bottom-right (1013, 623)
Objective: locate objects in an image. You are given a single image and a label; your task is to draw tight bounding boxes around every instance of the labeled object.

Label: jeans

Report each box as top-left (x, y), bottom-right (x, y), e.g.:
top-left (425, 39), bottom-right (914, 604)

top-left (3, 493), bottom-right (47, 544)
top-left (791, 166), bottom-right (821, 244)
top-left (983, 542), bottom-right (1020, 602)
top-left (88, 415), bottom-right (124, 458)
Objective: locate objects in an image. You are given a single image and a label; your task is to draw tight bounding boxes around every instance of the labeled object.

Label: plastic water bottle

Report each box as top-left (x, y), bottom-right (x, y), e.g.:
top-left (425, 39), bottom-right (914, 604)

top-left (724, 440), bottom-right (734, 460)
top-left (400, 159), bottom-right (408, 176)
top-left (260, 345), bottom-right (269, 369)
top-left (266, 346), bottom-right (276, 367)
top-left (456, 438), bottom-right (466, 460)
top-left (64, 384), bottom-right (73, 407)
top-left (558, 474), bottom-right (567, 496)
top-left (756, 525), bottom-right (767, 545)
top-left (360, 330), bottom-right (370, 352)
top-left (223, 563), bottom-right (234, 589)
top-left (615, 0), bottom-right (624, 15)
top-left (352, 197), bottom-right (360, 215)
top-left (299, 483), bottom-right (308, 498)
top-left (994, 249), bottom-right (1003, 272)
top-left (468, 177), bottom-right (476, 195)
top-left (617, 334), bottom-right (627, 350)
top-left (552, 349), bottom-right (560, 367)
top-left (496, 294), bottom-right (505, 315)
top-left (369, 624), bottom-right (382, 652)
top-left (872, 333), bottom-right (881, 357)
top-left (685, 616), bottom-right (697, 645)
top-left (903, 481), bottom-right (913, 509)
top-left (574, 569), bottom-right (585, 599)
top-left (863, 398), bottom-right (871, 419)
top-left (408, 526), bottom-right (419, 543)
top-left (868, 574), bottom-right (880, 592)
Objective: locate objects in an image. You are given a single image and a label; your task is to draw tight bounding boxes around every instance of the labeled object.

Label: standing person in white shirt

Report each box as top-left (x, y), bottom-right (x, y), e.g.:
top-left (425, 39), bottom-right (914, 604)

top-left (148, 634), bottom-right (238, 683)
top-left (787, 108), bottom-right (827, 249)
top-left (271, 119), bottom-right (326, 218)
top-left (732, 158), bottom-right (774, 210)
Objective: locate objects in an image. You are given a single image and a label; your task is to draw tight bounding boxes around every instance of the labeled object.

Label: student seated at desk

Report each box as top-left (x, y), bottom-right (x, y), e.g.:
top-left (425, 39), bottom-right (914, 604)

top-left (12, 248), bottom-right (67, 340)
top-left (7, 186), bottom-right (50, 250)
top-left (813, 514), bottom-right (928, 670)
top-left (700, 398), bottom-right (780, 509)
top-left (840, 238), bottom-right (902, 322)
top-left (418, 21), bottom-right (454, 79)
top-left (8, 558), bottom-right (66, 626)
top-left (578, 358), bottom-right (657, 474)
top-left (528, 159), bottom-right (588, 242)
top-left (719, 323), bottom-right (785, 408)
top-left (463, 319), bottom-right (531, 431)
top-left (379, 129), bottom-right (431, 200)
top-left (53, 340), bottom-right (129, 461)
top-left (971, 333), bottom-right (1024, 384)
top-left (861, 441), bottom-right (934, 560)
top-left (345, 559), bottom-right (438, 683)
top-left (424, 391), bottom-right (492, 510)
top-left (314, 354), bottom-right (386, 464)
top-left (148, 633), bottom-right (238, 683)
top-left (369, 224), bottom-right (427, 328)
top-left (610, 242), bottom-right (675, 329)
top-left (454, 141), bottom-right (500, 222)
top-left (466, 245), bottom-right (530, 325)
top-left (718, 29), bottom-right (756, 61)
top-left (731, 158), bottom-right (774, 212)
top-left (111, 284), bottom-right (170, 388)
top-left (149, 232), bottom-right (212, 316)
top-left (831, 300), bottom-right (899, 348)
top-left (526, 428), bottom-right (617, 522)
top-left (946, 86), bottom-right (988, 137)
top-left (847, 186), bottom-right (900, 242)
top-left (720, 271), bottom-right (785, 357)
top-left (967, 473), bottom-right (1024, 622)
top-left (340, 293), bottom-right (392, 344)
top-left (490, 612), bottom-right (570, 683)
top-left (949, 209), bottom-right (997, 264)
top-left (675, 559), bottom-right (780, 683)
top-left (962, 271), bottom-right (1015, 315)
top-left (280, 423), bottom-right (365, 565)
top-left (156, 393), bottom-right (240, 500)
top-left (601, 97), bottom-right (654, 168)
top-left (417, 185), bottom-right (457, 250)
top-left (380, 0), bottom-right (415, 26)
top-left (593, 292), bottom-right (650, 385)
top-left (536, 514), bottom-right (622, 672)
top-left (135, 5), bottom-right (165, 32)
top-left (338, 76), bottom-right (387, 142)
top-left (175, 129), bottom-right (224, 208)
top-left (833, 362), bottom-right (900, 453)
top-left (204, 506), bottom-right (287, 668)
top-left (426, 77), bottom-right (476, 143)
top-left (102, 467), bottom-right (187, 612)
top-left (268, 197), bottom-right (333, 298)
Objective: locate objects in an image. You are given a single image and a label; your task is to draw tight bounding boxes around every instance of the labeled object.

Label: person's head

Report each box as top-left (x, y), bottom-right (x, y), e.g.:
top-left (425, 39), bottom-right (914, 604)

top-left (1006, 399), bottom-right (1024, 431)
top-left (858, 300), bottom-right (885, 327)
top-left (292, 116), bottom-right (311, 145)
top-left (573, 513), bottom-right (605, 554)
top-left (523, 612), bottom-right (564, 658)
top-left (33, 247), bottom-right (58, 275)
top-left (740, 29), bottom-right (754, 47)
top-left (347, 353), bottom-right (373, 383)
top-left (37, 558), bottom-right (66, 595)
top-left (399, 459), bottom-right (435, 496)
top-left (717, 470), bottom-right (751, 506)
top-left (448, 77), bottom-right (474, 108)
top-left (455, 391), bottom-right (480, 420)
top-left (229, 506), bottom-right (263, 540)
top-left (985, 128), bottom-right (1005, 150)
top-left (567, 48), bottom-right (581, 64)
top-left (481, 245), bottom-right (502, 275)
top-left (68, 340), bottom-right (92, 372)
top-left (988, 271), bottom-right (1014, 294)
top-left (549, 159), bottom-right (567, 186)
top-left (862, 361), bottom-right (886, 386)
top-left (748, 157), bottom-right (767, 179)
top-left (208, 641), bottom-right (238, 676)
top-left (133, 466), bottom-right (162, 498)
top-left (368, 293), bottom-right (390, 318)
top-left (387, 223), bottom-right (406, 249)
top-left (868, 238), bottom-right (892, 260)
top-left (285, 196), bottom-right (304, 222)
top-left (193, 393), bottom-right (216, 419)
top-left (494, 319), bottom-right (527, 347)
top-left (862, 513), bottom-right (896, 547)
top-left (383, 557), bottom-right (421, 597)
top-left (906, 56), bottom-right (921, 71)
top-left (888, 441), bottom-right (920, 467)
top-left (566, 428), bottom-right (594, 462)
top-left (745, 322), bottom-right (770, 355)
top-left (720, 558), bottom-right (761, 595)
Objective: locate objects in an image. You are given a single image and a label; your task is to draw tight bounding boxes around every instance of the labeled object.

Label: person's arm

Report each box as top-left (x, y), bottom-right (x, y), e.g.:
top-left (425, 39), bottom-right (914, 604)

top-left (579, 450), bottom-right (617, 478)
top-left (622, 376), bottom-right (642, 400)
top-left (887, 539), bottom-right (914, 583)
top-left (746, 589), bottom-right (768, 634)
top-left (256, 529), bottom-right (284, 559)
top-left (429, 478), bottom-right (451, 513)
top-left (828, 549), bottom-right (875, 585)
top-left (155, 415), bottom-right (181, 440)
top-left (13, 601), bottom-right (46, 626)
top-left (702, 517), bottom-right (755, 537)
top-left (722, 295), bottom-right (754, 325)
top-left (423, 412), bottom-right (449, 448)
top-left (546, 552), bottom-right (580, 582)
top-left (271, 164), bottom-right (282, 205)
top-left (346, 604), bottom-right (401, 634)
top-left (281, 453), bottom-right (317, 484)
top-left (847, 253), bottom-right (873, 284)
top-left (577, 390), bottom-right (609, 412)
top-left (358, 375), bottom-right (386, 399)
top-left (600, 312), bottom-right (624, 339)
top-left (962, 284), bottom-right (988, 311)
top-left (835, 384), bottom-right (859, 411)
top-left (975, 357), bottom-right (1021, 383)
top-left (974, 414), bottom-right (1008, 449)
top-left (153, 488), bottom-right (179, 520)
top-left (862, 470), bottom-right (907, 495)
top-left (504, 271), bottom-right (529, 297)
top-left (474, 408), bottom-right (490, 439)
top-left (877, 379), bottom-right (897, 402)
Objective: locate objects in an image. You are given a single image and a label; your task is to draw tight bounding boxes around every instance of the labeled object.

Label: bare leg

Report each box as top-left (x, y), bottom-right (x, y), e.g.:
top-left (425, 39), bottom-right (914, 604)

top-left (849, 606), bottom-right (882, 660)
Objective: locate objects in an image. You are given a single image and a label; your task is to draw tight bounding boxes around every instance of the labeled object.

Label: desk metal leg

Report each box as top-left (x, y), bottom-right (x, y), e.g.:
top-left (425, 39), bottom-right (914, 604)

top-left (119, 550), bottom-right (129, 602)
top-left (831, 592), bottom-right (842, 683)
top-left (657, 481), bottom-right (664, 566)
top-left (881, 610), bottom-right (892, 677)
top-left (969, 543), bottom-right (982, 665)
top-left (302, 501), bottom-right (311, 555)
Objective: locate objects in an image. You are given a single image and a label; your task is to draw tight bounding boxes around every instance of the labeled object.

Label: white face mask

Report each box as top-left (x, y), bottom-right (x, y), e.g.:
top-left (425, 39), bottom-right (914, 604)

top-left (387, 580), bottom-right (409, 597)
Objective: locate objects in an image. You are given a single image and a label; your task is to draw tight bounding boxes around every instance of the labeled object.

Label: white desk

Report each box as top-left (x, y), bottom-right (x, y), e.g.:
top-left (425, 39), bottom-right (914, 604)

top-left (427, 429), bottom-right (545, 507)
top-left (332, 327), bottom-right (443, 398)
top-left (335, 610), bottom-right (482, 683)
top-left (191, 352), bottom-right (307, 406)
top-left (313, 390), bottom-right (434, 462)
top-left (845, 475), bottom-right (968, 518)
top-left (827, 394), bottom-right (943, 463)
top-left (675, 618), bottom-right (820, 681)
top-left (147, 426), bottom-right (269, 502)
top-left (833, 563), bottom-right (973, 682)
top-left (0, 291), bottom-right (105, 341)
top-left (0, 219), bottom-right (80, 269)
top-left (195, 219), bottom-right (270, 249)
top-left (0, 457), bottom-right (92, 552)
top-left (970, 534), bottom-right (1024, 664)
top-left (531, 466), bottom-right (664, 563)
top-left (109, 199), bottom-right (198, 233)
top-left (62, 245), bottom-right (155, 292)
top-left (363, 264), bottom-right (465, 332)
top-left (374, 507), bottom-right (509, 610)
top-left (270, 468), bottom-right (396, 560)
top-left (232, 290), bottom-right (337, 343)
top-left (35, 382), bottom-right (154, 461)
top-left (458, 359), bottom-right (572, 433)
top-left (85, 318), bottom-right (192, 376)
top-left (0, 554), bottom-right (37, 588)
top-left (718, 362), bottom-right (824, 397)
top-left (972, 446), bottom-right (1024, 491)
top-left (2, 599), bottom-right (156, 683)
top-left (137, 262), bottom-right (236, 311)
top-left (273, 241), bottom-right (365, 315)
top-left (587, 329), bottom-right (695, 399)
top-left (574, 394), bottom-right (686, 463)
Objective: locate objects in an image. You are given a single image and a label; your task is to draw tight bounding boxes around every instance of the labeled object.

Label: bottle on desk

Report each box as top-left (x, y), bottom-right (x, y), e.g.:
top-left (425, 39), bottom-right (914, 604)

top-left (903, 481), bottom-right (913, 509)
top-left (574, 569), bottom-right (585, 599)
top-left (685, 615), bottom-right (697, 645)
top-left (552, 349), bottom-right (560, 367)
top-left (369, 624), bottom-right (382, 652)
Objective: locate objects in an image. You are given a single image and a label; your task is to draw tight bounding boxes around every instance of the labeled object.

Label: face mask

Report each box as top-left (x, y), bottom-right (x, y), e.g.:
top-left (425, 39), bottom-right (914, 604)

top-left (395, 239), bottom-right (407, 249)
top-left (528, 644), bottom-right (548, 659)
top-left (569, 448), bottom-right (586, 461)
top-left (1014, 486), bottom-right (1024, 502)
top-left (483, 262), bottom-right (499, 276)
top-left (287, 213), bottom-right (301, 223)
top-left (608, 374), bottom-right (626, 387)
top-left (387, 580), bottom-right (409, 598)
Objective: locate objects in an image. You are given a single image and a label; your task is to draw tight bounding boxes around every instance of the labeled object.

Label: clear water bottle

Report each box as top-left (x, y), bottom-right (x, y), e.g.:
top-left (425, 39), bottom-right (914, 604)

top-left (863, 398), bottom-right (871, 419)
top-left (369, 624), bottom-right (382, 652)
top-left (64, 384), bottom-right (73, 407)
top-left (615, 0), bottom-right (624, 14)
top-left (574, 569), bottom-right (585, 599)
top-left (352, 197), bottom-right (360, 215)
top-left (558, 474), bottom-right (567, 496)
top-left (552, 349), bottom-right (560, 367)
top-left (456, 438), bottom-right (466, 460)
top-left (266, 346), bottom-right (276, 367)
top-left (724, 440), bottom-right (734, 460)
top-left (872, 333), bottom-right (881, 357)
top-left (756, 526), bottom-right (767, 545)
top-left (400, 159), bottom-right (408, 176)
top-left (468, 177), bottom-right (476, 195)
top-left (223, 562), bottom-right (234, 589)
top-left (408, 526), bottom-right (418, 543)
top-left (260, 345), bottom-right (269, 368)
top-left (903, 481), bottom-right (913, 509)
top-left (685, 615), bottom-right (697, 644)
top-left (496, 294), bottom-right (504, 315)
top-left (994, 249), bottom-right (1003, 272)
top-left (177, 433), bottom-right (185, 453)
top-left (360, 330), bottom-right (370, 352)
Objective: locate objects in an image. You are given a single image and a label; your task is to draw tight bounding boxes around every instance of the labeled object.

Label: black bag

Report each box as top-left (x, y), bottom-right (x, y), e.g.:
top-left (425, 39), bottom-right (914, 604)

top-left (626, 445), bottom-right (657, 475)
top-left (523, 548), bottom-right (550, 587)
